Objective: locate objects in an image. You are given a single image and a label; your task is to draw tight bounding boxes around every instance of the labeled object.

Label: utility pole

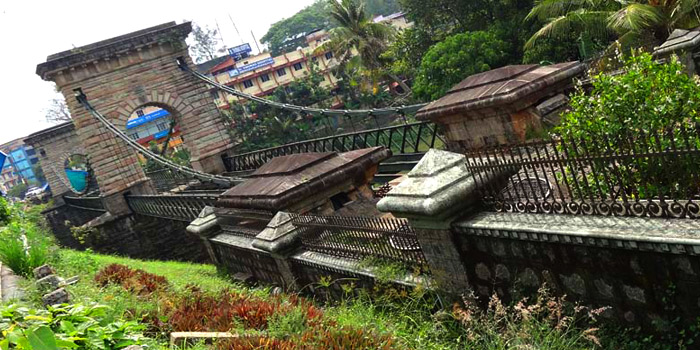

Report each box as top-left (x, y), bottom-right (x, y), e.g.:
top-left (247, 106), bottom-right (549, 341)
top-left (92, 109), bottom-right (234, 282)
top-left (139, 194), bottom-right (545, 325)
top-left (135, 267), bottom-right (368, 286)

top-left (228, 14), bottom-right (245, 45)
top-left (251, 30), bottom-right (261, 54)
top-left (214, 19), bottom-right (227, 50)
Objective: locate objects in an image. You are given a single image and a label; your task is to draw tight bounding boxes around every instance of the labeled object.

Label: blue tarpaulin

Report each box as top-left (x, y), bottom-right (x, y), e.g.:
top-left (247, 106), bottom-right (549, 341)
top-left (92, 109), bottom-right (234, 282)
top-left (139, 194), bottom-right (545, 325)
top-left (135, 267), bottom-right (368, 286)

top-left (65, 169), bottom-right (88, 192)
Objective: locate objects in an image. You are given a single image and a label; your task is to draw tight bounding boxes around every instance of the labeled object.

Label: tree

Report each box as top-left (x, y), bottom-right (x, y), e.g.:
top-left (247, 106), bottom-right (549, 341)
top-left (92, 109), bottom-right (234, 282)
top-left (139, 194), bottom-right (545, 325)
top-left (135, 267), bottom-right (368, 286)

top-left (412, 31), bottom-right (509, 101)
top-left (525, 0), bottom-right (700, 53)
top-left (261, 1), bottom-right (332, 56)
top-left (321, 0), bottom-right (411, 93)
top-left (45, 97), bottom-right (71, 124)
top-left (32, 164), bottom-right (46, 184)
top-left (7, 183), bottom-right (27, 199)
top-left (189, 24), bottom-right (225, 64)
top-left (364, 0), bottom-right (401, 17)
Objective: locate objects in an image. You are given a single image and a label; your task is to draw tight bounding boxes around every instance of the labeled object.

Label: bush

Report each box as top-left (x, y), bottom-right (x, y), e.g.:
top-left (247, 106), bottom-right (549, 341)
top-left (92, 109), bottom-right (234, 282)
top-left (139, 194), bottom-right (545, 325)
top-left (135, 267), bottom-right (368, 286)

top-left (94, 264), bottom-right (169, 295)
top-left (557, 52), bottom-right (700, 199)
top-left (413, 31), bottom-right (509, 101)
top-left (0, 197), bottom-right (11, 225)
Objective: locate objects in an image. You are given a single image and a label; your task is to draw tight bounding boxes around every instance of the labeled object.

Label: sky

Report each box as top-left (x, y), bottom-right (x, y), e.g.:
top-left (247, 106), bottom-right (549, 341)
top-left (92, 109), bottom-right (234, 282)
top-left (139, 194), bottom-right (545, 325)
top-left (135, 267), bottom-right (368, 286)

top-left (0, 0), bottom-right (316, 145)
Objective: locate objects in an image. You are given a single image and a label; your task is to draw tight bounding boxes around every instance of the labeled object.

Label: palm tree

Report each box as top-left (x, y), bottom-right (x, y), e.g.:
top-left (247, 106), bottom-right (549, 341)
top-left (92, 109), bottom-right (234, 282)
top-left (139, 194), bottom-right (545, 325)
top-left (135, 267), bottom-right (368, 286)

top-left (320, 0), bottom-right (411, 94)
top-left (525, 0), bottom-right (700, 53)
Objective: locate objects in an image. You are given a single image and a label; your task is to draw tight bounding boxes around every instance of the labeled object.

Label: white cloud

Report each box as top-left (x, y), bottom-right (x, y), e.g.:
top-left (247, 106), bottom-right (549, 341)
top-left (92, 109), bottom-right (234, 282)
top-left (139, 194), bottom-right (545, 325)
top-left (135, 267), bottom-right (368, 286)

top-left (0, 0), bottom-right (315, 144)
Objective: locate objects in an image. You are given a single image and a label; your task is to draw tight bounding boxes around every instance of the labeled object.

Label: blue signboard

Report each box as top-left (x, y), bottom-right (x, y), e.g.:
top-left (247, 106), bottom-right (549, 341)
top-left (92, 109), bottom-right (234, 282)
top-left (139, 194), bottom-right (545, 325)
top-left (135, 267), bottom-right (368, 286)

top-left (228, 43), bottom-right (252, 59)
top-left (228, 57), bottom-right (275, 77)
top-left (0, 151), bottom-right (6, 170)
top-left (126, 109), bottom-right (170, 129)
top-left (153, 129), bottom-right (170, 140)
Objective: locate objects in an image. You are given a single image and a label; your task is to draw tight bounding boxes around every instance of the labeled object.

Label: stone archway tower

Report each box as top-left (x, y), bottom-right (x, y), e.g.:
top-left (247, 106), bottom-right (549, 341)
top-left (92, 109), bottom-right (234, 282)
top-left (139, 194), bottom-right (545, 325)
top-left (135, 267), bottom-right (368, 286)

top-left (36, 22), bottom-right (233, 214)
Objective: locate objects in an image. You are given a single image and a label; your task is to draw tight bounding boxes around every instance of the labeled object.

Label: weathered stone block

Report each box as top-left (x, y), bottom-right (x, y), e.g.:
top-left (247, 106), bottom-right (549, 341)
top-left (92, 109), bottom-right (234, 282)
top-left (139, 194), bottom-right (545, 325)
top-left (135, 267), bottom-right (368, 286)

top-left (33, 265), bottom-right (55, 279)
top-left (42, 288), bottom-right (70, 306)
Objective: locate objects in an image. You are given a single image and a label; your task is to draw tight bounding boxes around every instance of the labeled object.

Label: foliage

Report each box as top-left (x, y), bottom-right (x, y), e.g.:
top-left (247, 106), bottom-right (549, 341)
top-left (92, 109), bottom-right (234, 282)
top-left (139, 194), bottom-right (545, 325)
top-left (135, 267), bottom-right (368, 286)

top-left (69, 224), bottom-right (99, 246)
top-left (189, 23), bottom-right (225, 64)
top-left (453, 287), bottom-right (605, 349)
top-left (94, 264), bottom-right (169, 296)
top-left (557, 52), bottom-right (700, 198)
top-left (30, 165), bottom-right (45, 185)
top-left (0, 303), bottom-right (145, 350)
top-left (412, 31), bottom-right (509, 101)
top-left (222, 63), bottom-right (333, 152)
top-left (0, 197), bottom-right (11, 225)
top-left (261, 1), bottom-right (332, 56)
top-left (525, 0), bottom-right (700, 54)
top-left (0, 207), bottom-right (52, 277)
top-left (6, 183), bottom-right (28, 200)
top-left (261, 0), bottom-right (401, 56)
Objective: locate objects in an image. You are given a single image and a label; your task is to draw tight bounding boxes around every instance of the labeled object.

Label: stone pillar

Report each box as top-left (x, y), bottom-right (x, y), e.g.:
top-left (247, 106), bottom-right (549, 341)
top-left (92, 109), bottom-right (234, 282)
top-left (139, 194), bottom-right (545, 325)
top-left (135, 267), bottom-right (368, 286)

top-left (35, 22), bottom-right (234, 213)
top-left (186, 206), bottom-right (222, 264)
top-left (378, 149), bottom-right (509, 296)
top-left (252, 212), bottom-right (302, 290)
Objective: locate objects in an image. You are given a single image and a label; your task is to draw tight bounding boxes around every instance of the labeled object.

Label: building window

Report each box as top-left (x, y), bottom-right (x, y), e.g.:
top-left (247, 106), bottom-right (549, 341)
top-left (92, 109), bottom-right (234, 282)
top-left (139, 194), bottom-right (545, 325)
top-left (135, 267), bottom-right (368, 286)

top-left (128, 132), bottom-right (139, 140)
top-left (311, 56), bottom-right (318, 64)
top-left (157, 122), bottom-right (169, 131)
top-left (260, 74), bottom-right (270, 82)
top-left (284, 86), bottom-right (292, 94)
top-left (293, 62), bottom-right (303, 71)
top-left (243, 79), bottom-right (254, 88)
top-left (325, 51), bottom-right (333, 60)
top-left (136, 109), bottom-right (144, 117)
top-left (277, 68), bottom-right (287, 77)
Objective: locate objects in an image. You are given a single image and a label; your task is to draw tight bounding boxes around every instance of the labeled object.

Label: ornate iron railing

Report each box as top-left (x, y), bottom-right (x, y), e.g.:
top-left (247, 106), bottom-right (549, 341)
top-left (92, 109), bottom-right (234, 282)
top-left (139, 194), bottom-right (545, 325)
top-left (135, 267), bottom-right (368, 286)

top-left (464, 126), bottom-right (700, 218)
top-left (63, 195), bottom-right (106, 212)
top-left (125, 194), bottom-right (219, 222)
top-left (146, 168), bottom-right (193, 193)
top-left (223, 122), bottom-right (443, 172)
top-left (291, 214), bottom-right (427, 266)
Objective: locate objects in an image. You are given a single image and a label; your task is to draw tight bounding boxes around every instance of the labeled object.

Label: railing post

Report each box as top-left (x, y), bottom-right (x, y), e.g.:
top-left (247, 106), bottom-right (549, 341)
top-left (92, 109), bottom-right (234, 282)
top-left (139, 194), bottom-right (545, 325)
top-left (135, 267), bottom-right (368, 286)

top-left (252, 212), bottom-right (303, 290)
top-left (378, 149), bottom-right (513, 298)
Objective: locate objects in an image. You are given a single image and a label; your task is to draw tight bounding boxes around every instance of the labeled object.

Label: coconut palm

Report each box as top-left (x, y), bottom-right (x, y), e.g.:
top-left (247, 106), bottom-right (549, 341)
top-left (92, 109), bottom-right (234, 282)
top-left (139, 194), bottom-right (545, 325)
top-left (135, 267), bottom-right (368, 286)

top-left (525, 0), bottom-right (700, 53)
top-left (320, 0), bottom-right (411, 94)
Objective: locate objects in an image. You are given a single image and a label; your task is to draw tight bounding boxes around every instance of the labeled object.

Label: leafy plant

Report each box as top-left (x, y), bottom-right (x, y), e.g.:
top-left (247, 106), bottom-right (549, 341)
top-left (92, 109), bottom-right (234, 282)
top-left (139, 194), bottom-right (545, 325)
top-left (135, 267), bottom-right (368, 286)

top-left (0, 219), bottom-right (51, 278)
top-left (556, 52), bottom-right (700, 199)
top-left (0, 303), bottom-right (145, 350)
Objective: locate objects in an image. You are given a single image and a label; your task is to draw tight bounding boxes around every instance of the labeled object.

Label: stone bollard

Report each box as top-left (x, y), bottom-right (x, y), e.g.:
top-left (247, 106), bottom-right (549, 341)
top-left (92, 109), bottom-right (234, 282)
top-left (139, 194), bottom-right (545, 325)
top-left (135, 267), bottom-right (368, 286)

top-left (36, 274), bottom-right (62, 291)
top-left (42, 288), bottom-right (70, 306)
top-left (378, 149), bottom-right (512, 298)
top-left (186, 206), bottom-right (222, 264)
top-left (252, 212), bottom-right (303, 290)
top-left (33, 264), bottom-right (55, 279)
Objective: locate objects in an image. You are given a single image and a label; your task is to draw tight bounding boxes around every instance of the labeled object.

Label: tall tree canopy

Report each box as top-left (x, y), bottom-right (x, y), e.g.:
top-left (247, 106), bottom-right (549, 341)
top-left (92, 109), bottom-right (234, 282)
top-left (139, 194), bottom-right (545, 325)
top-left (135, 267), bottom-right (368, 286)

top-left (261, 0), bottom-right (402, 56)
top-left (525, 0), bottom-right (700, 53)
top-left (261, 1), bottom-right (332, 56)
top-left (189, 24), bottom-right (225, 63)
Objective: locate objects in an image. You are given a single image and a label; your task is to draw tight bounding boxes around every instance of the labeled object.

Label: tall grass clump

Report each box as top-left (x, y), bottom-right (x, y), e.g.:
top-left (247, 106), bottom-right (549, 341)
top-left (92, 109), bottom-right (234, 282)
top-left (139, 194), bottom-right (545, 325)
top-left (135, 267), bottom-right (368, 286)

top-left (0, 204), bottom-right (52, 277)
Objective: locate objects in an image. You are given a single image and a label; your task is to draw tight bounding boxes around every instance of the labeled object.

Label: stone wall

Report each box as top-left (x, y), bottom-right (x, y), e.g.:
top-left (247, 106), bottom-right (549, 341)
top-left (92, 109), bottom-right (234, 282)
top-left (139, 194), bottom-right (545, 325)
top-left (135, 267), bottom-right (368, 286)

top-left (452, 212), bottom-right (700, 326)
top-left (42, 204), bottom-right (102, 249)
top-left (24, 122), bottom-right (86, 199)
top-left (45, 204), bottom-right (208, 262)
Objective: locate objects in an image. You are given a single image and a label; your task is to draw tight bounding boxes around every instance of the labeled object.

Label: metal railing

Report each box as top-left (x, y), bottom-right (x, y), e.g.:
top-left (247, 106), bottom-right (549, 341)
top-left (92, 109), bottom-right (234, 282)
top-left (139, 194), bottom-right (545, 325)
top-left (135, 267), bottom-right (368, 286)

top-left (223, 121), bottom-right (443, 172)
top-left (125, 194), bottom-right (219, 222)
top-left (146, 168), bottom-right (193, 193)
top-left (63, 195), bottom-right (106, 212)
top-left (464, 126), bottom-right (700, 218)
top-left (291, 214), bottom-right (427, 266)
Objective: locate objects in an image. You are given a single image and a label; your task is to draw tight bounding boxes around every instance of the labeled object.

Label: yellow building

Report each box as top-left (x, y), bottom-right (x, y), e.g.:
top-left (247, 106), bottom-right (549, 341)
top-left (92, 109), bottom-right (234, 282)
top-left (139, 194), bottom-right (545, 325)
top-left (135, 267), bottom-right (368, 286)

top-left (206, 30), bottom-right (342, 110)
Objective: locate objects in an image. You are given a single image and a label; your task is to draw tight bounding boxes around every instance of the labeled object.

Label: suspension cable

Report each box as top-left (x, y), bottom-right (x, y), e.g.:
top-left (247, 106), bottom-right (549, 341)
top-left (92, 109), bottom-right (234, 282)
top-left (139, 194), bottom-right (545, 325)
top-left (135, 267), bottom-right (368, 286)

top-left (73, 89), bottom-right (238, 187)
top-left (176, 57), bottom-right (428, 118)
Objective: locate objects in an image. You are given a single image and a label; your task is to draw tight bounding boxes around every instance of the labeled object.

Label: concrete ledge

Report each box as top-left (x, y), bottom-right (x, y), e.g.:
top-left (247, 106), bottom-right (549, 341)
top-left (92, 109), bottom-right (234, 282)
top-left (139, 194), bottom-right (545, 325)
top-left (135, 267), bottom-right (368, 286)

top-left (453, 212), bottom-right (700, 254)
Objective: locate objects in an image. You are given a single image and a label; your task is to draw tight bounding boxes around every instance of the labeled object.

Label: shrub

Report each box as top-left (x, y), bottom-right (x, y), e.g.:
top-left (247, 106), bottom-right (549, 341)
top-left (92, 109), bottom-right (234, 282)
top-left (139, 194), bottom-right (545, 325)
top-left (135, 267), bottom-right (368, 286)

top-left (557, 52), bottom-right (700, 200)
top-left (94, 264), bottom-right (169, 295)
top-left (0, 197), bottom-right (11, 225)
top-left (452, 286), bottom-right (605, 350)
